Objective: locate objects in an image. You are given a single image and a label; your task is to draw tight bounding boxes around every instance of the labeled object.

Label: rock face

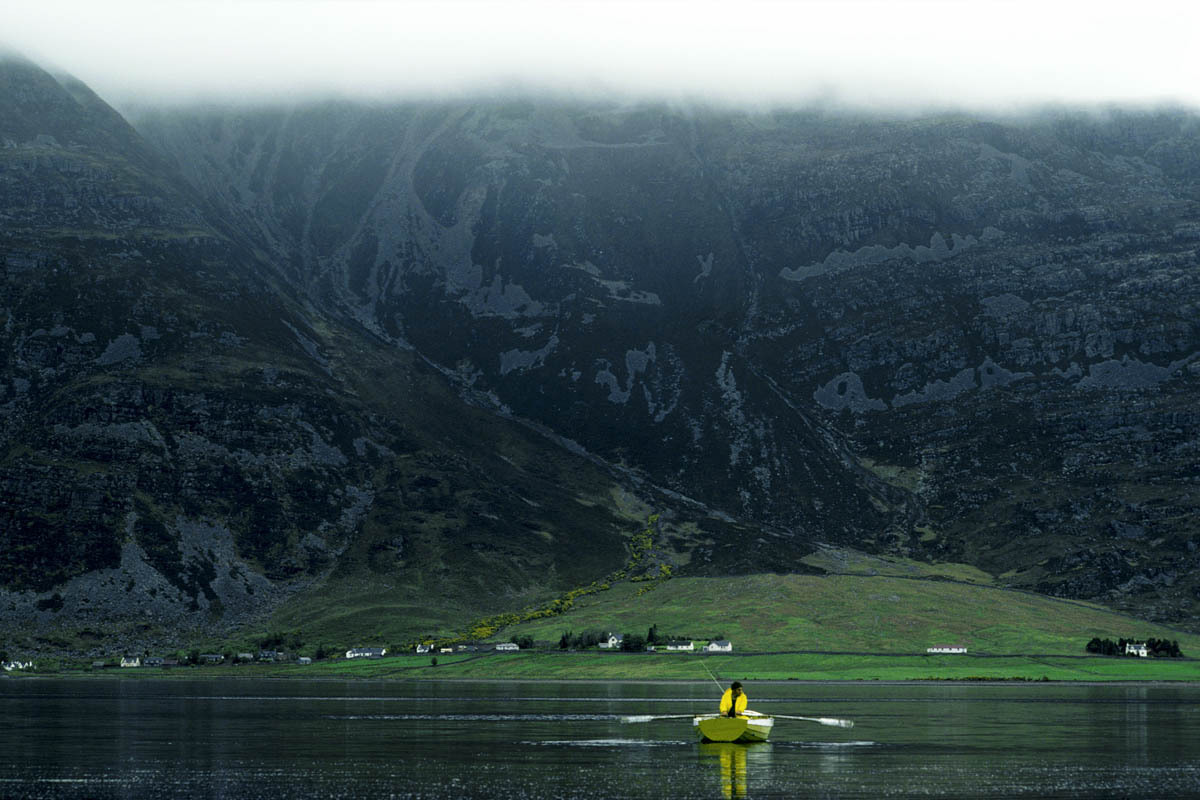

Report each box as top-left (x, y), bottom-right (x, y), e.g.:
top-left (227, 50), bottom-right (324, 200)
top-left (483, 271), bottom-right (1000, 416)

top-left (3, 51), bottom-right (1199, 647)
top-left (4, 56), bottom-right (739, 653)
top-left (135, 101), bottom-right (1200, 628)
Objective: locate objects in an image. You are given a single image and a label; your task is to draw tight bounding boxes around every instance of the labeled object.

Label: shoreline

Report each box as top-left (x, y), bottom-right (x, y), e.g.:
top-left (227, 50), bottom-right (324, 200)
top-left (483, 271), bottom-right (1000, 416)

top-left (7, 672), bottom-right (1200, 688)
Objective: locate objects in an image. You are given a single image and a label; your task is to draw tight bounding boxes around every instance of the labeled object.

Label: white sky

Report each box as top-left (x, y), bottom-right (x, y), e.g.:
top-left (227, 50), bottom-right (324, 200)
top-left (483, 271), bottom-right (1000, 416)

top-left (3, 0), bottom-right (1198, 110)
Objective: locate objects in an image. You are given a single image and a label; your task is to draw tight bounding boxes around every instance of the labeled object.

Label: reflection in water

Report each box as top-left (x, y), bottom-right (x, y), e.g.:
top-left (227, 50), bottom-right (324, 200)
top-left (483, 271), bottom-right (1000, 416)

top-left (700, 742), bottom-right (771, 798)
top-left (702, 743), bottom-right (747, 798)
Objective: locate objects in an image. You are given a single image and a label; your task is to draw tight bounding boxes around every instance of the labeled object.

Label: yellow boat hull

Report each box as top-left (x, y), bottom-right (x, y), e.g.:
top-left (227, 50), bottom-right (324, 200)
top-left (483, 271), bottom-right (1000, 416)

top-left (694, 715), bottom-right (773, 742)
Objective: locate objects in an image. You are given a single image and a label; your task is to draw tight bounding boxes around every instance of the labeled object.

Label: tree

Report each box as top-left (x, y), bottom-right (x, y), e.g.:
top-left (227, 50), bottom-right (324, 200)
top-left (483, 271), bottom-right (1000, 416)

top-left (647, 624), bottom-right (659, 644)
top-left (621, 634), bottom-right (646, 652)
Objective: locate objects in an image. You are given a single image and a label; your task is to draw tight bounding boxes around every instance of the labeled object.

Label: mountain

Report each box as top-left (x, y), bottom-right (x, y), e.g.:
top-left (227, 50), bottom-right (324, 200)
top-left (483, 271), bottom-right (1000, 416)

top-left (2, 56), bottom-right (777, 657)
top-left (3, 52), bottom-right (1198, 658)
top-left (133, 99), bottom-right (1200, 629)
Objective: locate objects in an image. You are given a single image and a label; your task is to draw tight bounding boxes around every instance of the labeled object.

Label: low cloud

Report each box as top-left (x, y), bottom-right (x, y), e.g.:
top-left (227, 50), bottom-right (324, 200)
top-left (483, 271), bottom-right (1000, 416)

top-left (4, 0), bottom-right (1198, 110)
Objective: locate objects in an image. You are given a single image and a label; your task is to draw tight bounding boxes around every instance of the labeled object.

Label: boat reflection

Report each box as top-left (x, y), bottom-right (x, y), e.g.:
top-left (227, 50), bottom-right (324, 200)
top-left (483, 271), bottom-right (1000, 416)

top-left (699, 742), bottom-right (771, 798)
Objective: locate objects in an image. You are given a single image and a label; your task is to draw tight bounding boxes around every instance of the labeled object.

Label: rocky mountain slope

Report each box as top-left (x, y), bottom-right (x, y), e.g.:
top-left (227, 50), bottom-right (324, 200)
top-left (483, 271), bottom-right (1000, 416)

top-left (3, 51), bottom-right (1197, 655)
top-left (3, 57), bottom-right (787, 655)
top-left (134, 100), bottom-right (1200, 628)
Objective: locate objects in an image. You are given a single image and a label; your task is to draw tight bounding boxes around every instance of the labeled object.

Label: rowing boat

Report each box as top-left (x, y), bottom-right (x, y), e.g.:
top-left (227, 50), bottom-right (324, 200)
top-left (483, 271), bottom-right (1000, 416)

top-left (694, 712), bottom-right (773, 742)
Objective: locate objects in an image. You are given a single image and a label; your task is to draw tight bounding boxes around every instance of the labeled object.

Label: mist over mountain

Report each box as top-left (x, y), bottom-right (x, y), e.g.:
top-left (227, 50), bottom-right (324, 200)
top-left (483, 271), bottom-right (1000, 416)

top-left (2, 51), bottom-right (1198, 656)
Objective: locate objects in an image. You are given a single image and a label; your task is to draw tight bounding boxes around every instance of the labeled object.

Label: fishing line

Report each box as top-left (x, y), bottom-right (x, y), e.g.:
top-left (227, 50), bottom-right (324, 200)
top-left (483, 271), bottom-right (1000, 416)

top-left (700, 659), bottom-right (725, 693)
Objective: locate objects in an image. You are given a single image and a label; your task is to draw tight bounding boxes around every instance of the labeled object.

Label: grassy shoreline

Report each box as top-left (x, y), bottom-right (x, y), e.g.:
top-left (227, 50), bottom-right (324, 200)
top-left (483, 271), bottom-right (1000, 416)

top-left (20, 651), bottom-right (1200, 683)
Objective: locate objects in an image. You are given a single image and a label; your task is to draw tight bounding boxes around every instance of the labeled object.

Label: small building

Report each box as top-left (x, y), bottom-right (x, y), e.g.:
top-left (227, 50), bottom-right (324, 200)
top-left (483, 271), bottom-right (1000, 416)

top-left (345, 647), bottom-right (387, 659)
top-left (199, 653), bottom-right (225, 664)
top-left (258, 650), bottom-right (284, 662)
top-left (1126, 642), bottom-right (1149, 658)
top-left (598, 633), bottom-right (624, 649)
top-left (120, 656), bottom-right (141, 668)
top-left (143, 657), bottom-right (165, 668)
top-left (494, 642), bottom-right (520, 651)
top-left (415, 644), bottom-right (431, 654)
top-left (162, 659), bottom-right (179, 668)
top-left (665, 641), bottom-right (694, 651)
top-left (926, 645), bottom-right (968, 654)
top-left (439, 647), bottom-right (454, 654)
top-left (91, 661), bottom-right (108, 670)
top-left (297, 657), bottom-right (312, 665)
top-left (706, 640), bottom-right (733, 653)
top-left (3, 661), bottom-right (34, 671)
top-left (237, 653), bottom-right (255, 662)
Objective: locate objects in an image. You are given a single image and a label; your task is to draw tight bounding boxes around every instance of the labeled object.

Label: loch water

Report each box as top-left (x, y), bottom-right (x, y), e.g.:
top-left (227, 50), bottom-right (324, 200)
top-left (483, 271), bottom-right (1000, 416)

top-left (2, 678), bottom-right (1198, 798)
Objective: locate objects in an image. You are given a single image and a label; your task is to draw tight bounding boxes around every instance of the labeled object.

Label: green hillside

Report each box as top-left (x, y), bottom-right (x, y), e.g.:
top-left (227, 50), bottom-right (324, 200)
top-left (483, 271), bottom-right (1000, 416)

top-left (499, 571), bottom-right (1200, 657)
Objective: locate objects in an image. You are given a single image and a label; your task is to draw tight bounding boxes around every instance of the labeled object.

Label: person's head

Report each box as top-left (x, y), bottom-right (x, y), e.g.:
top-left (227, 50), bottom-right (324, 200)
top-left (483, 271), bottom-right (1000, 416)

top-left (730, 681), bottom-right (742, 695)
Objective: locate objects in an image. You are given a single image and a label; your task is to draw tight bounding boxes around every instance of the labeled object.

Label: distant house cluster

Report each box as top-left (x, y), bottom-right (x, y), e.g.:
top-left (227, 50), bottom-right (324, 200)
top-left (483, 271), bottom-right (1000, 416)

top-left (118, 656), bottom-right (182, 668)
top-left (345, 647), bottom-right (387, 659)
top-left (415, 642), bottom-right (524, 654)
top-left (102, 651), bottom-right (316, 669)
top-left (592, 632), bottom-right (733, 653)
top-left (2, 661), bottom-right (34, 672)
top-left (926, 645), bottom-right (968, 654)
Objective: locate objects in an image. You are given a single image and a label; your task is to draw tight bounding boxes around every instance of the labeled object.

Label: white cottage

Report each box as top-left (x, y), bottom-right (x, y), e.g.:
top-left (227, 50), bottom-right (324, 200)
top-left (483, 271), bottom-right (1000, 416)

top-left (706, 640), bottom-right (733, 653)
top-left (665, 641), bottom-right (694, 651)
top-left (119, 656), bottom-right (141, 668)
top-left (598, 633), bottom-right (624, 649)
top-left (1125, 642), bottom-right (1149, 658)
top-left (494, 642), bottom-right (520, 651)
top-left (345, 647), bottom-right (387, 659)
top-left (415, 644), bottom-right (431, 654)
top-left (926, 645), bottom-right (968, 654)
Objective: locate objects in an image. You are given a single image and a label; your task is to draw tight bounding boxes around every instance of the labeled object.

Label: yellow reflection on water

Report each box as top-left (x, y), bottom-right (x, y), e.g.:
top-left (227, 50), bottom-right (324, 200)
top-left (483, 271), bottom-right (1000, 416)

top-left (700, 742), bottom-right (772, 798)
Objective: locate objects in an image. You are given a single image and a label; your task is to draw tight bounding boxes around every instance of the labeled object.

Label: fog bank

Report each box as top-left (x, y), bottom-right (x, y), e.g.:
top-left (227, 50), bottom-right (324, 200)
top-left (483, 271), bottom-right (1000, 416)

top-left (4, 0), bottom-right (1198, 111)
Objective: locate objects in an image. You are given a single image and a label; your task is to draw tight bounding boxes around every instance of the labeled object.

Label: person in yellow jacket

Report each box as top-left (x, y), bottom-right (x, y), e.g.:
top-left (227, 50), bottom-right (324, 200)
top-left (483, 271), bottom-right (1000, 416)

top-left (719, 680), bottom-right (747, 717)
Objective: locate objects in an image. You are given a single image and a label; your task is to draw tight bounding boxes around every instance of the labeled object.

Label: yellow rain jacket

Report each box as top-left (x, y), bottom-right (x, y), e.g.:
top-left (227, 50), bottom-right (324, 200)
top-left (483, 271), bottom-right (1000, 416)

top-left (719, 688), bottom-right (747, 717)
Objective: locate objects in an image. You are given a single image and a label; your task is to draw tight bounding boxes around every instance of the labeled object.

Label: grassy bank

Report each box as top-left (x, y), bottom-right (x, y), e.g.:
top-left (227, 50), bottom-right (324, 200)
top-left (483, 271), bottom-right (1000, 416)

top-left (66, 650), bottom-right (1200, 682)
top-left (498, 573), bottom-right (1200, 656)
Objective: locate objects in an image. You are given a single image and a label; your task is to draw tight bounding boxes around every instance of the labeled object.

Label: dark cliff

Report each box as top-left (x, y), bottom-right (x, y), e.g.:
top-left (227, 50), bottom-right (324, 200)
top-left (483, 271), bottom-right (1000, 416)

top-left (135, 101), bottom-right (1200, 627)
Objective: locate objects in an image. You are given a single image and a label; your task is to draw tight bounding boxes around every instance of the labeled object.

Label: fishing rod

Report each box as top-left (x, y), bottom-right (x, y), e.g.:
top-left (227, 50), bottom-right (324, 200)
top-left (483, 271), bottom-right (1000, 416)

top-left (622, 659), bottom-right (728, 724)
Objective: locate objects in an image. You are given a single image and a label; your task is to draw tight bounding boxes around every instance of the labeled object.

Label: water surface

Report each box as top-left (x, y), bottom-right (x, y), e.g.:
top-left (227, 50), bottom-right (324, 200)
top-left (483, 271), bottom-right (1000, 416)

top-left (2, 679), bottom-right (1198, 798)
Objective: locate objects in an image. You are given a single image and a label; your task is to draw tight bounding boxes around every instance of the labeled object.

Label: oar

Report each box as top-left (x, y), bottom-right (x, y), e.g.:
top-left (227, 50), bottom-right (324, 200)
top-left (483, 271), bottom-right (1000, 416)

top-left (621, 713), bottom-right (718, 723)
top-left (772, 714), bottom-right (854, 728)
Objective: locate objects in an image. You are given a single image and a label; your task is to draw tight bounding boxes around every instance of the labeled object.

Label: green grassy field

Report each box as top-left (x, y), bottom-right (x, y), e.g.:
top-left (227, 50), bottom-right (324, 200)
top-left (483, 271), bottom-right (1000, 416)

top-left (497, 573), bottom-right (1200, 656)
top-left (78, 567), bottom-right (1196, 683)
top-left (88, 650), bottom-right (1200, 682)
top-left (46, 558), bottom-right (1199, 682)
